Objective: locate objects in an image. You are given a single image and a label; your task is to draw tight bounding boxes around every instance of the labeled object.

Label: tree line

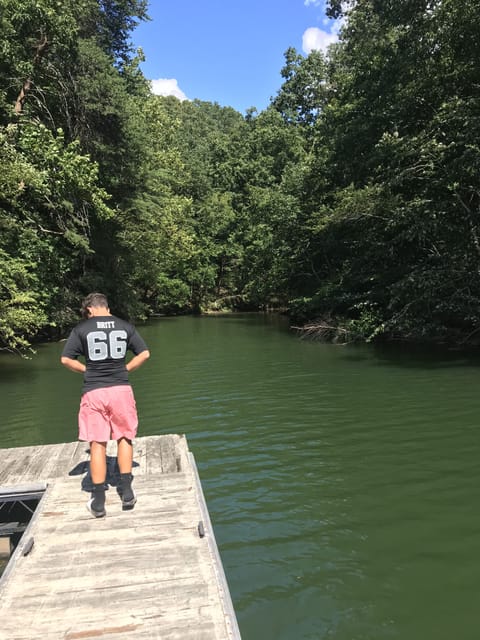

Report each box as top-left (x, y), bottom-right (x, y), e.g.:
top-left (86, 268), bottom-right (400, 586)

top-left (1, 0), bottom-right (479, 352)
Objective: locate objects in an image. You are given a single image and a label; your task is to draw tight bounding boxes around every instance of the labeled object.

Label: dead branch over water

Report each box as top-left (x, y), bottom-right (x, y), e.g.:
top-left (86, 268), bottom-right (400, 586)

top-left (292, 318), bottom-right (351, 343)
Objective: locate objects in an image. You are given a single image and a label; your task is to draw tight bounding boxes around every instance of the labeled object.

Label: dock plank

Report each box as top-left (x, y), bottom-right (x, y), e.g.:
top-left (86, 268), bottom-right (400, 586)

top-left (0, 435), bottom-right (240, 640)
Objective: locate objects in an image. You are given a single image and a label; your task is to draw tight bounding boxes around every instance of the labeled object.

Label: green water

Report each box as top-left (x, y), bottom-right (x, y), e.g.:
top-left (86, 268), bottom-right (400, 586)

top-left (1, 314), bottom-right (480, 639)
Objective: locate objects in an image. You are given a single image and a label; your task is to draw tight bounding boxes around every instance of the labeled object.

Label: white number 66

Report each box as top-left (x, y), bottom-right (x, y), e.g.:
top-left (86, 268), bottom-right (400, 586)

top-left (87, 330), bottom-right (127, 361)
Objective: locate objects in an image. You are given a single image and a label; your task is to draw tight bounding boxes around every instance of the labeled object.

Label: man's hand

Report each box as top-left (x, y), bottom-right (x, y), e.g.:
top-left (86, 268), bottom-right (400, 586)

top-left (126, 350), bottom-right (150, 372)
top-left (60, 356), bottom-right (86, 373)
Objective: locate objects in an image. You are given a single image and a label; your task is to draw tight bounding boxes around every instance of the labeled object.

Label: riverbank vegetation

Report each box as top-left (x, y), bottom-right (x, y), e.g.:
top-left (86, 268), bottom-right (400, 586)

top-left (1, 0), bottom-right (479, 351)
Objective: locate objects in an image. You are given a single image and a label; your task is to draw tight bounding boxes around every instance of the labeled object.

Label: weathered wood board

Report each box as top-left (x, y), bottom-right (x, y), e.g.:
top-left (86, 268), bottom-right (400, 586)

top-left (0, 435), bottom-right (240, 640)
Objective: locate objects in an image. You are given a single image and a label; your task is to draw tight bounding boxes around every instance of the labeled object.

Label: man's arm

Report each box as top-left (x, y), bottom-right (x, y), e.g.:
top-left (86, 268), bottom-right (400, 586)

top-left (60, 356), bottom-right (86, 374)
top-left (126, 350), bottom-right (150, 373)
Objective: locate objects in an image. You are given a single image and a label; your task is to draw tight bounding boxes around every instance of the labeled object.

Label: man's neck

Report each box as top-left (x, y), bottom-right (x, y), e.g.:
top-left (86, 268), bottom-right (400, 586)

top-left (89, 307), bottom-right (112, 317)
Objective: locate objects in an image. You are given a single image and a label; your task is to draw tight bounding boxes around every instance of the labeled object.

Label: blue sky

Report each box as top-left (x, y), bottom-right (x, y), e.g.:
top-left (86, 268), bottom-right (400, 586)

top-left (130, 0), bottom-right (341, 114)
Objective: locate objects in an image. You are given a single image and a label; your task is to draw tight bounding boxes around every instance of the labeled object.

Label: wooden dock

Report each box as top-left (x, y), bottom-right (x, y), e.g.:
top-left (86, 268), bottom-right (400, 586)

top-left (0, 435), bottom-right (241, 640)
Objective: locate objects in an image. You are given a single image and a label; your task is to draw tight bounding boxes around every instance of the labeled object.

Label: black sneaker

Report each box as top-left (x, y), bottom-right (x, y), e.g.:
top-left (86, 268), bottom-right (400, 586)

top-left (86, 498), bottom-right (106, 518)
top-left (118, 473), bottom-right (137, 510)
top-left (121, 489), bottom-right (137, 510)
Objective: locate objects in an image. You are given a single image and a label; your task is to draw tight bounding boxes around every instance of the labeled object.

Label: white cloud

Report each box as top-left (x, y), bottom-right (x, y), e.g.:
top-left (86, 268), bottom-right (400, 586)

top-left (304, 0), bottom-right (323, 6)
top-left (302, 27), bottom-right (338, 54)
top-left (150, 78), bottom-right (188, 101)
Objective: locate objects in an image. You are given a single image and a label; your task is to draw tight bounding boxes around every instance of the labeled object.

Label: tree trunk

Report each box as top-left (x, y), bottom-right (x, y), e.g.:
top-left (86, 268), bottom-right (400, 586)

top-left (14, 34), bottom-right (49, 115)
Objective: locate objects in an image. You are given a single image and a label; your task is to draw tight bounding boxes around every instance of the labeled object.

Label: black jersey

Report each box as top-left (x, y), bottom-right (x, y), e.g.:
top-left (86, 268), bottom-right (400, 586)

top-left (61, 315), bottom-right (148, 394)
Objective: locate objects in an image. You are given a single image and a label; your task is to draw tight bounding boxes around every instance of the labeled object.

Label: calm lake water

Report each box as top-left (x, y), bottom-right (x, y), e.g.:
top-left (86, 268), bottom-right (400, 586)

top-left (1, 314), bottom-right (480, 639)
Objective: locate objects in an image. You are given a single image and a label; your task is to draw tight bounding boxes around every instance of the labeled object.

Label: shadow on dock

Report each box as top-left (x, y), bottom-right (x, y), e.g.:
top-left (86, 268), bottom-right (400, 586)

top-left (68, 452), bottom-right (139, 492)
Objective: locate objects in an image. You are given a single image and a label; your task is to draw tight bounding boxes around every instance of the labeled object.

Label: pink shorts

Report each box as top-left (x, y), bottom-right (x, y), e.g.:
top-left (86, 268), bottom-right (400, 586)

top-left (78, 386), bottom-right (138, 442)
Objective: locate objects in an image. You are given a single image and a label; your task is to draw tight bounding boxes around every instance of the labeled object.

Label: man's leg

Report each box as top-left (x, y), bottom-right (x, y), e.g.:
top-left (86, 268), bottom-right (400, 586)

top-left (117, 437), bottom-right (136, 509)
top-left (88, 441), bottom-right (107, 517)
top-left (117, 436), bottom-right (133, 473)
top-left (90, 440), bottom-right (107, 482)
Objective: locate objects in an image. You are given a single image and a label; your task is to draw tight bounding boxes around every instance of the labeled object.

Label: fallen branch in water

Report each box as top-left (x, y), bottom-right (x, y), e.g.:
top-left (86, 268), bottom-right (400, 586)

top-left (291, 319), bottom-right (351, 343)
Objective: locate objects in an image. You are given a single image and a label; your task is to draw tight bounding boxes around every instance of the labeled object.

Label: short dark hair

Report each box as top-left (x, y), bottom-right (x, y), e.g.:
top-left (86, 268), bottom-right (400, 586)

top-left (81, 292), bottom-right (109, 319)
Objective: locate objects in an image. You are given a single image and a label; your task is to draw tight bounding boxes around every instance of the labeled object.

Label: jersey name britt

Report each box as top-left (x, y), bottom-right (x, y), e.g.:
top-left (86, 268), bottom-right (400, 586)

top-left (96, 321), bottom-right (115, 328)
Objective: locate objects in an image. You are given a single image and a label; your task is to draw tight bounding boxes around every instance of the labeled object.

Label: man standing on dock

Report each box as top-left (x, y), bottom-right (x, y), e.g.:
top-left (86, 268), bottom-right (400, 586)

top-left (60, 292), bottom-right (150, 518)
